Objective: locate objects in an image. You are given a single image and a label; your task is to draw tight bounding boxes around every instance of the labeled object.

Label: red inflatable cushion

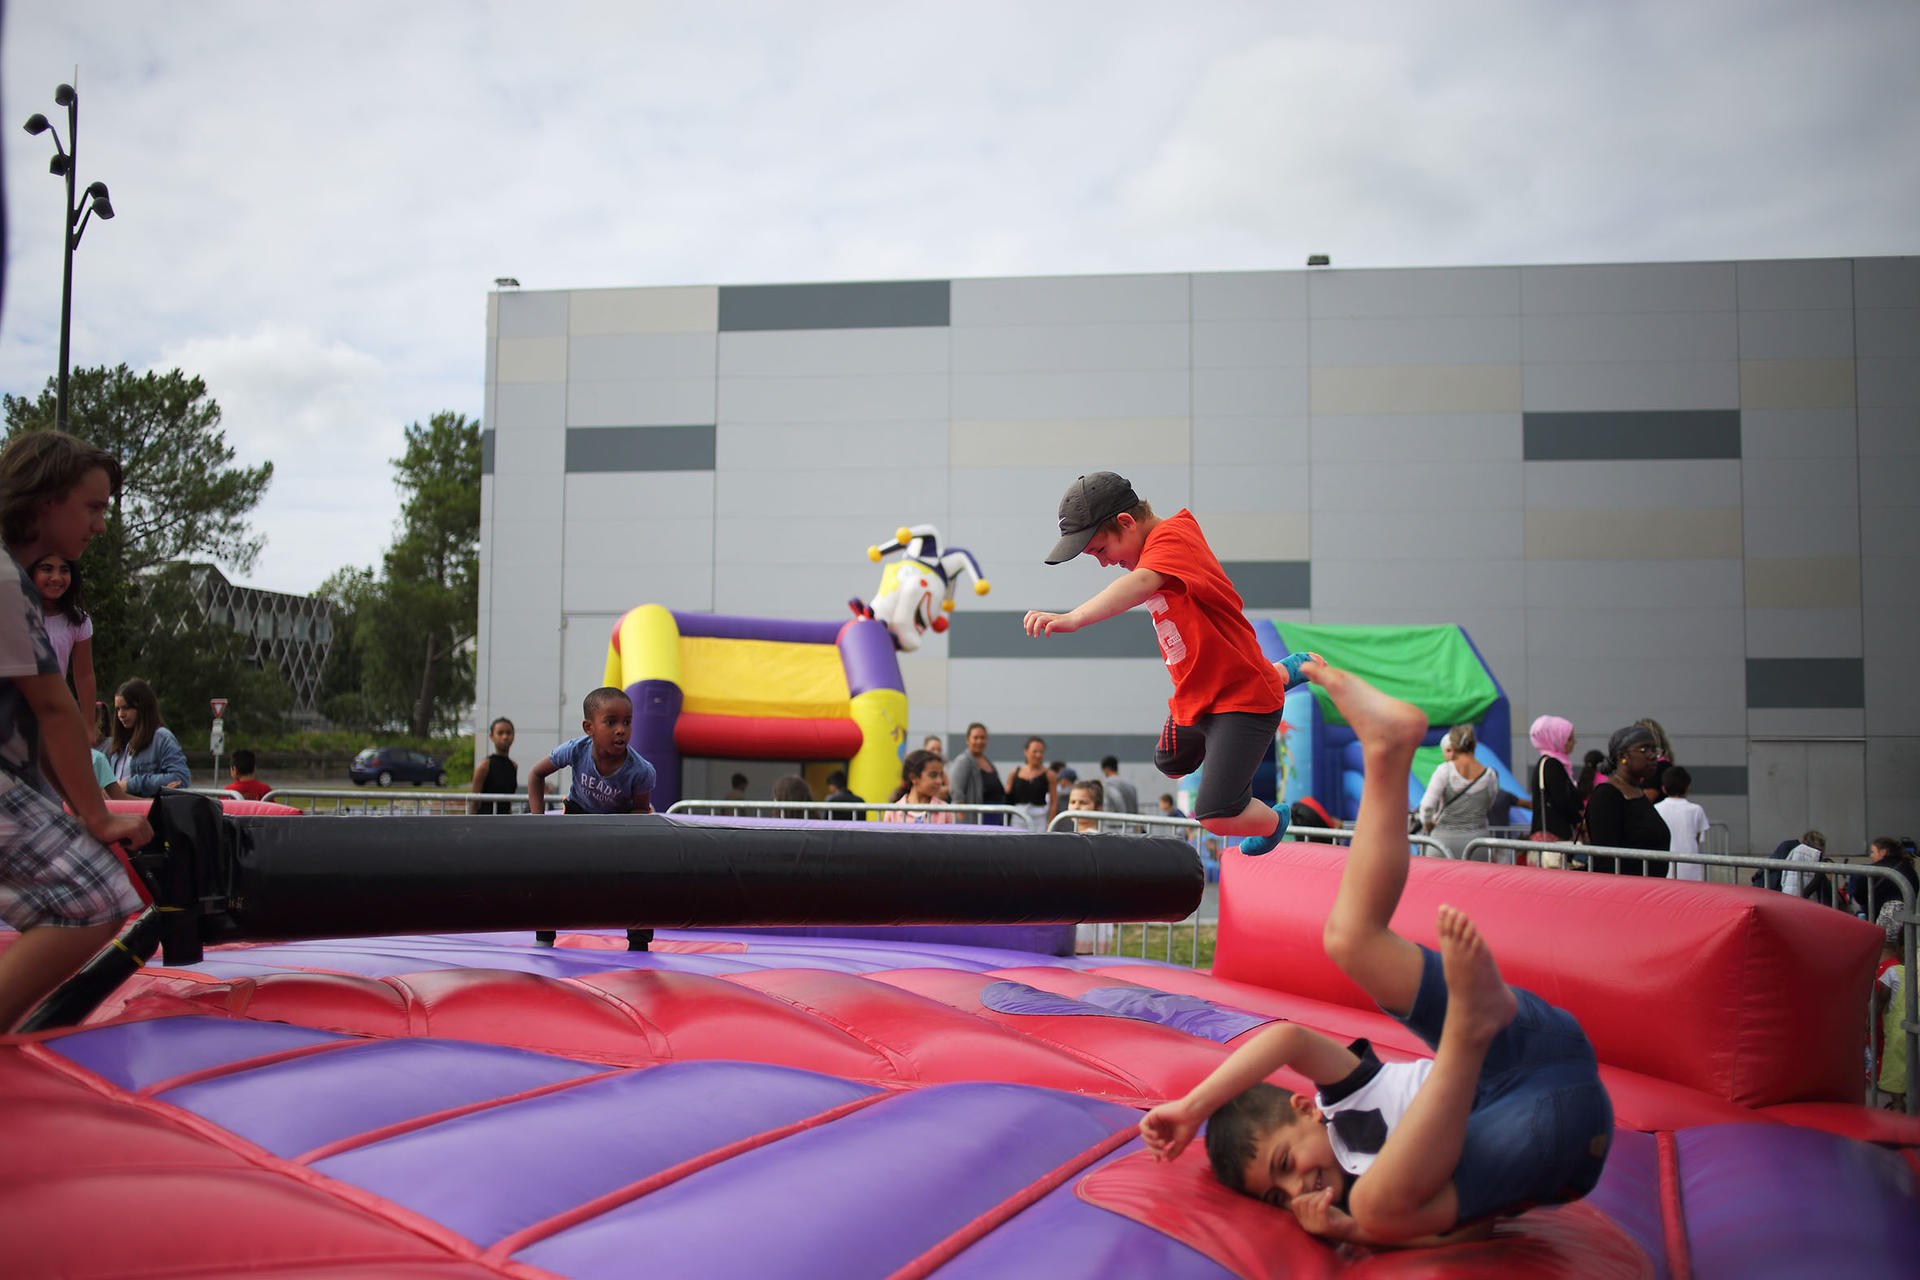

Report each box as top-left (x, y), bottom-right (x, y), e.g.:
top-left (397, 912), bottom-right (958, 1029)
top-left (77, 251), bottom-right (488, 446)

top-left (1215, 847), bottom-right (1882, 1108)
top-left (1076, 1145), bottom-right (1653, 1279)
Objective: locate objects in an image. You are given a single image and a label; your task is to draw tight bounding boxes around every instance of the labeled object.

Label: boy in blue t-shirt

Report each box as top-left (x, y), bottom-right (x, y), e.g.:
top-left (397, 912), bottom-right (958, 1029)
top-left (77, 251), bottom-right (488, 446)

top-left (526, 686), bottom-right (657, 951)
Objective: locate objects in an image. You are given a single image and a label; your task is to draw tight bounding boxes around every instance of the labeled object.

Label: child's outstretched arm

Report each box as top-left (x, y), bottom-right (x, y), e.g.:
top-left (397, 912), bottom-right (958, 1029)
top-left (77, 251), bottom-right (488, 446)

top-left (527, 756), bottom-right (560, 814)
top-left (1024, 567), bottom-right (1165, 637)
top-left (1140, 1022), bottom-right (1359, 1162)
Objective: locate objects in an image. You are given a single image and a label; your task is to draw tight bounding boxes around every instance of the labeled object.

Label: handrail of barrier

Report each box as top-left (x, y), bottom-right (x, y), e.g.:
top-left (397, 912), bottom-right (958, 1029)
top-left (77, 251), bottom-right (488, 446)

top-left (1462, 835), bottom-right (1917, 1116)
top-left (1041, 810), bottom-right (1456, 858)
top-left (1044, 810), bottom-right (1200, 836)
top-left (666, 799), bottom-right (1036, 826)
top-left (260, 788), bottom-right (549, 814)
top-left (181, 788), bottom-right (244, 800)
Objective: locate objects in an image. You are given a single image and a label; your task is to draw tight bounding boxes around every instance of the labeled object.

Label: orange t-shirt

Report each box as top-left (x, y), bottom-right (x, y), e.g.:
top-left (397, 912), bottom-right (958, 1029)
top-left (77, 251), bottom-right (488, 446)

top-left (1137, 509), bottom-right (1286, 723)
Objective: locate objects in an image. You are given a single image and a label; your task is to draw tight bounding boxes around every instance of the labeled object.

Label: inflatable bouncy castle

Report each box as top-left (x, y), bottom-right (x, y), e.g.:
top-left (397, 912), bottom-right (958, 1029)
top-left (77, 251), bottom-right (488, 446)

top-left (6, 799), bottom-right (1914, 1278)
top-left (1256, 621), bottom-right (1526, 822)
top-left (603, 605), bottom-right (908, 810)
top-left (853, 524), bottom-right (991, 653)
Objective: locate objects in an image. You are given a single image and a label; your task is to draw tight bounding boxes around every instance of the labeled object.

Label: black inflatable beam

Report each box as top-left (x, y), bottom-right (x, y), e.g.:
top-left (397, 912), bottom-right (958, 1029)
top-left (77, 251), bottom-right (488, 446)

top-left (218, 812), bottom-right (1204, 942)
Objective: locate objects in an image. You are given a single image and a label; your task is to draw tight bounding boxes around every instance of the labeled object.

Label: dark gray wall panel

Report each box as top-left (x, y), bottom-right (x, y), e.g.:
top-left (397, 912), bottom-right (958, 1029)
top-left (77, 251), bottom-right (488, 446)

top-left (480, 429), bottom-right (495, 476)
top-left (718, 281), bottom-right (950, 332)
top-left (1684, 765), bottom-right (1749, 795)
top-left (1221, 561), bottom-right (1312, 609)
top-left (1746, 658), bottom-right (1865, 708)
top-left (949, 611), bottom-right (1161, 659)
top-left (1523, 411), bottom-right (1741, 461)
top-left (564, 425), bottom-right (716, 473)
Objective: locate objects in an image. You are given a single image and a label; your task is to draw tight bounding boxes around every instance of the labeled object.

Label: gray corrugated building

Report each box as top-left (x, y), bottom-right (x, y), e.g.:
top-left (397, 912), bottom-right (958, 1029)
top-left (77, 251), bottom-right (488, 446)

top-left (476, 258), bottom-right (1919, 854)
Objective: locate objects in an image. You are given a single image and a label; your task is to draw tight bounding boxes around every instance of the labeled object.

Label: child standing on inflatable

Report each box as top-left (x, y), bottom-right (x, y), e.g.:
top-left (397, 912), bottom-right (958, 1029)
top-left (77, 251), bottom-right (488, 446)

top-left (527, 687), bottom-right (657, 951)
top-left (1139, 660), bottom-right (1613, 1245)
top-left (1024, 472), bottom-right (1314, 855)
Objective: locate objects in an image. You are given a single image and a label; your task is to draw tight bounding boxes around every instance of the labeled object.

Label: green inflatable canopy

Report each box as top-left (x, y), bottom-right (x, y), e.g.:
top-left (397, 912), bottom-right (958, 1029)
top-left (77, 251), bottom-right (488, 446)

top-left (1274, 622), bottom-right (1500, 730)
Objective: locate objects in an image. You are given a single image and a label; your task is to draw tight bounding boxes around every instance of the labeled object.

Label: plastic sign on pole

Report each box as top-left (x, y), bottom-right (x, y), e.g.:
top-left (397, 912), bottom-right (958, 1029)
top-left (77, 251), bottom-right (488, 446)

top-left (209, 721), bottom-right (226, 755)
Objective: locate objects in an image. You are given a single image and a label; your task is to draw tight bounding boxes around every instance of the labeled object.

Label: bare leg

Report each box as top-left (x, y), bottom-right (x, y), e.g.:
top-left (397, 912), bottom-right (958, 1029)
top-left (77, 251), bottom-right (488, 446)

top-left (1310, 660), bottom-right (1430, 1015)
top-left (1348, 906), bottom-right (1519, 1236)
top-left (1202, 796), bottom-right (1281, 838)
top-left (0, 920), bottom-right (120, 1031)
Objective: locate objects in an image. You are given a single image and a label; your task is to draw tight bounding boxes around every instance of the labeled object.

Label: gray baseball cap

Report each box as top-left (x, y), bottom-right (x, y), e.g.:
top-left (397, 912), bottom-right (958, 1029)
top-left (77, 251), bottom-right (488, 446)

top-left (1045, 471), bottom-right (1140, 564)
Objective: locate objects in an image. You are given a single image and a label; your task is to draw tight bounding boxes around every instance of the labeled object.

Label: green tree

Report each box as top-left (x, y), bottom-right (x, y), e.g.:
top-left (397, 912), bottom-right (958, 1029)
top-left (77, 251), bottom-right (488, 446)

top-left (314, 565), bottom-right (382, 731)
top-left (325, 412), bottom-right (481, 738)
top-left (3, 365), bottom-right (276, 704)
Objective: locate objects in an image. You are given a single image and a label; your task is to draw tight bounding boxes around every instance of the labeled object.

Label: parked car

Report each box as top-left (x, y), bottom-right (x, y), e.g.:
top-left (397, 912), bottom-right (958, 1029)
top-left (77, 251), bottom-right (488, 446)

top-left (350, 746), bottom-right (447, 787)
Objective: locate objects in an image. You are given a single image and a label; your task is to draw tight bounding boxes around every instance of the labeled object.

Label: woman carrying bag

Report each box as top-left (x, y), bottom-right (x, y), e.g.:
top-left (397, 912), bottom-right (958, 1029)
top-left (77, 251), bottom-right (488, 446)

top-left (1528, 714), bottom-right (1584, 868)
top-left (1418, 724), bottom-right (1498, 860)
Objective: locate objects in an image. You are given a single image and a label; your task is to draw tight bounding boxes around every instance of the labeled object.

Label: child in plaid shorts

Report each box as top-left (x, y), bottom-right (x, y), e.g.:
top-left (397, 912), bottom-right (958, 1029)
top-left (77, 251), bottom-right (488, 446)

top-left (0, 432), bottom-right (151, 1031)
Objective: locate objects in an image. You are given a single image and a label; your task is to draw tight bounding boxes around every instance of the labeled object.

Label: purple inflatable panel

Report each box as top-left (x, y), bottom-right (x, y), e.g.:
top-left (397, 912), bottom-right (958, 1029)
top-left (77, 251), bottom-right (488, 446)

top-left (728, 923), bottom-right (1077, 956)
top-left (49, 1015), bottom-right (349, 1092)
top-left (518, 1082), bottom-right (1138, 1280)
top-left (156, 1038), bottom-right (602, 1159)
top-left (671, 611), bottom-right (845, 645)
top-left (315, 1061), bottom-right (877, 1247)
top-left (837, 616), bottom-right (905, 696)
top-left (1581, 1127), bottom-right (1670, 1280)
top-left (936, 1140), bottom-right (1237, 1279)
top-left (1677, 1123), bottom-right (1920, 1279)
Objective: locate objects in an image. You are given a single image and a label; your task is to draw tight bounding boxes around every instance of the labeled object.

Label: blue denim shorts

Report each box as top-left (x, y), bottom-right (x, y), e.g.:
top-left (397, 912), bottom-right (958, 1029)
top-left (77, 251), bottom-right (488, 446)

top-left (1391, 945), bottom-right (1613, 1224)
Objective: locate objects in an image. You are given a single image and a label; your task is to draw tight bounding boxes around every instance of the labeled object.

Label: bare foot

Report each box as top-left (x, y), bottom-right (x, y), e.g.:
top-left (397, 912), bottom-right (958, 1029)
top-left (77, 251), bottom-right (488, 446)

top-left (1437, 904), bottom-right (1517, 1045)
top-left (1310, 663), bottom-right (1427, 752)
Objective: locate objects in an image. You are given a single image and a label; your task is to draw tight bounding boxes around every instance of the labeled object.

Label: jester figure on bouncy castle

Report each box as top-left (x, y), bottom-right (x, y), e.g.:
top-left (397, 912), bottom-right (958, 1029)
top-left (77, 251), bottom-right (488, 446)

top-left (850, 525), bottom-right (991, 652)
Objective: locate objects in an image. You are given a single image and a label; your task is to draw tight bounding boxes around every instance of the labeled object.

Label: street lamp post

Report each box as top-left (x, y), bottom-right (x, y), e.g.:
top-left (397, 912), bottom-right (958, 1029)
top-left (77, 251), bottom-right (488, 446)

top-left (22, 83), bottom-right (115, 433)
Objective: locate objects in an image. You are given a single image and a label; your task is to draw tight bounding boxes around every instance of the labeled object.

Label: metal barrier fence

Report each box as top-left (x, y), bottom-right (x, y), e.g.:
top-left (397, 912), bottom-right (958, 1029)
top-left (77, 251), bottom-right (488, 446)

top-left (1048, 810), bottom-right (1208, 965)
top-left (262, 788), bottom-right (551, 815)
top-left (1463, 835), bottom-right (1918, 1116)
top-left (665, 799), bottom-right (1034, 825)
top-left (1042, 812), bottom-right (1455, 965)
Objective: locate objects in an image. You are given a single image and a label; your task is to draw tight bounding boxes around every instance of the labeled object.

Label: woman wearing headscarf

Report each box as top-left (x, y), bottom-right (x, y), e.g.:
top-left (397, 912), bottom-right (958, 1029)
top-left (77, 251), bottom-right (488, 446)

top-left (1528, 715), bottom-right (1584, 864)
top-left (1583, 724), bottom-right (1672, 875)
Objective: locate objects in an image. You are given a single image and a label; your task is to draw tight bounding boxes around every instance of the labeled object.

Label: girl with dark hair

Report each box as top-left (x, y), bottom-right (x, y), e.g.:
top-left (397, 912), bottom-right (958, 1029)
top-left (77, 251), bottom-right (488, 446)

top-left (108, 677), bottom-right (191, 797)
top-left (1582, 725), bottom-right (1672, 875)
top-left (1574, 750), bottom-right (1606, 805)
top-left (882, 748), bottom-right (953, 824)
top-left (771, 773), bottom-right (814, 820)
top-left (26, 554), bottom-right (95, 737)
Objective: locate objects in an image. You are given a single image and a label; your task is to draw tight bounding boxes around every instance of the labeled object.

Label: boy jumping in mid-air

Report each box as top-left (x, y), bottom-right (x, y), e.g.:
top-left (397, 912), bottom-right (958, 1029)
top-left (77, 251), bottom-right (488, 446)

top-left (527, 687), bottom-right (657, 951)
top-left (1140, 660), bottom-right (1612, 1245)
top-left (1025, 472), bottom-right (1314, 854)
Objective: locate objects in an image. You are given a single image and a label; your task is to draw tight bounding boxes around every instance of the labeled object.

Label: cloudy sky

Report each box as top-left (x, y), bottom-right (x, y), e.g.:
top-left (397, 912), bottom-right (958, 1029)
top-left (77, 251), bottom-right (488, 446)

top-left (2, 1), bottom-right (1914, 596)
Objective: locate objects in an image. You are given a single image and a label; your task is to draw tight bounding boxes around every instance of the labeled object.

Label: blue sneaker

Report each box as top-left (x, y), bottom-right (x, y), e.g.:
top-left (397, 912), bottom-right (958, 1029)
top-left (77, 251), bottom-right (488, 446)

top-left (1275, 651), bottom-right (1321, 693)
top-left (1237, 809), bottom-right (1289, 857)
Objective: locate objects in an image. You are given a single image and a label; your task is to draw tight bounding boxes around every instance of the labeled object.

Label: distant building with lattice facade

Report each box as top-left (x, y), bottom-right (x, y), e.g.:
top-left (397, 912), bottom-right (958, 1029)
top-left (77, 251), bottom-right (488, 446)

top-left (181, 564), bottom-right (334, 721)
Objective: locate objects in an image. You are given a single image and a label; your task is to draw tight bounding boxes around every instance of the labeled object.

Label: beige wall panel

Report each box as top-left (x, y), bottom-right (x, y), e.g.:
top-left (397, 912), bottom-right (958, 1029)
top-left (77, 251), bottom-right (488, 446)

top-left (1524, 508), bottom-right (1743, 560)
top-left (495, 337), bottom-right (568, 384)
top-left (1192, 511), bottom-right (1312, 560)
top-left (1311, 364), bottom-right (1522, 415)
top-left (1744, 556), bottom-right (1863, 609)
top-left (1738, 358), bottom-right (1857, 410)
top-left (570, 286), bottom-right (719, 335)
top-left (947, 418), bottom-right (1191, 468)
